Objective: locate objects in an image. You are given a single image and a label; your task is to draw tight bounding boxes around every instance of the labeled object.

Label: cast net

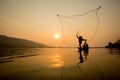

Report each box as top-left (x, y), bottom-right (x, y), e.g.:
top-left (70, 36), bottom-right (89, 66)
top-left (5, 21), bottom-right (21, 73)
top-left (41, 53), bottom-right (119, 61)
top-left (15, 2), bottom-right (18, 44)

top-left (57, 6), bottom-right (101, 46)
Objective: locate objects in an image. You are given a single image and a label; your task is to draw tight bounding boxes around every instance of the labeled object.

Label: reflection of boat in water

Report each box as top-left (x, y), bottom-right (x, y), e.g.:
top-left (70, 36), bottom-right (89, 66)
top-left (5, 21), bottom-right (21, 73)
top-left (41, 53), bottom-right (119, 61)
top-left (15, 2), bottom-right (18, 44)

top-left (77, 42), bottom-right (89, 64)
top-left (77, 45), bottom-right (89, 65)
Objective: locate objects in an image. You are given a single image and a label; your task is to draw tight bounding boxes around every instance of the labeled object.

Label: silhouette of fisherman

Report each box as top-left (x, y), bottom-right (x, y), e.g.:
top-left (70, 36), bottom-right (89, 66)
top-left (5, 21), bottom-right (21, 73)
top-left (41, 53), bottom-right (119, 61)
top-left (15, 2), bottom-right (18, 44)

top-left (76, 32), bottom-right (86, 49)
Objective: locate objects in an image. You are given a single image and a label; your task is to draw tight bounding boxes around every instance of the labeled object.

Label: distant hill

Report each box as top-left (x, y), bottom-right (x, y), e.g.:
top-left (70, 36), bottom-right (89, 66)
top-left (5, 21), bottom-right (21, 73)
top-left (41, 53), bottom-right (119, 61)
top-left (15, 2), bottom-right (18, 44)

top-left (105, 39), bottom-right (120, 48)
top-left (0, 35), bottom-right (48, 48)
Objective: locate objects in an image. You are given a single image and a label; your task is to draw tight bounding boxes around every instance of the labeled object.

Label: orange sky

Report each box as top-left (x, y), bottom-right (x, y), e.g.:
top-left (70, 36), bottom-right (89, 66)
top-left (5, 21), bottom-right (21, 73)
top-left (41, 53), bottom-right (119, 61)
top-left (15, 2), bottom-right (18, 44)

top-left (0, 0), bottom-right (120, 47)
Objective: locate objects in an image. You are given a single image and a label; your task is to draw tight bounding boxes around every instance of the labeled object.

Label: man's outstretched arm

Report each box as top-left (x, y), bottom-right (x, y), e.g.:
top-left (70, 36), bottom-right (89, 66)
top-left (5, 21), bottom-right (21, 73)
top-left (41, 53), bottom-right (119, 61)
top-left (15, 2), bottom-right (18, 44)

top-left (76, 34), bottom-right (79, 38)
top-left (82, 39), bottom-right (87, 41)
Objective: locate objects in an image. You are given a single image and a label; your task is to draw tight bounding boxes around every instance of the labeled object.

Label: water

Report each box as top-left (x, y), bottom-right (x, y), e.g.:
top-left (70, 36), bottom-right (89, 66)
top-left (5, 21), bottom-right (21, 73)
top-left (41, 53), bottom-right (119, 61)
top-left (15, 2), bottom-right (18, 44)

top-left (0, 47), bottom-right (120, 80)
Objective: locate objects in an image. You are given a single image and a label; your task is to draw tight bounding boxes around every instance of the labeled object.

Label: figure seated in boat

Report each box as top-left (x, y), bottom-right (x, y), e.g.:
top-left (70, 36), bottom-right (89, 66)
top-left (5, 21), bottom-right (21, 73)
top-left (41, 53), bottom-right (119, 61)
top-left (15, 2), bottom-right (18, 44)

top-left (82, 41), bottom-right (89, 51)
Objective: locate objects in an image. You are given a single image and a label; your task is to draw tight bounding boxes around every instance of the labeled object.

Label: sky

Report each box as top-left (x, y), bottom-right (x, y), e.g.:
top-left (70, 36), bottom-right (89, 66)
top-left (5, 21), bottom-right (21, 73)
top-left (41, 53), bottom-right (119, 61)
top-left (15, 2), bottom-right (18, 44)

top-left (0, 0), bottom-right (120, 47)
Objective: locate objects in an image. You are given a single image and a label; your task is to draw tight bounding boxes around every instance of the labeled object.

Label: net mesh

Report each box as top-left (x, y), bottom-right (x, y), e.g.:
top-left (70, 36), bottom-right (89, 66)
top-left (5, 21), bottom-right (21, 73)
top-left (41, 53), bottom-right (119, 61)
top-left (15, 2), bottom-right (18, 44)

top-left (57, 6), bottom-right (101, 46)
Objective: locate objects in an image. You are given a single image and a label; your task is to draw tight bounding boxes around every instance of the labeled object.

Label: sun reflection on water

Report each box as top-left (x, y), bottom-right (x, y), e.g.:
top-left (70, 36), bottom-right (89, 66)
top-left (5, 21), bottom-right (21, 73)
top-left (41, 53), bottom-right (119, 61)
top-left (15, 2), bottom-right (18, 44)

top-left (51, 53), bottom-right (64, 68)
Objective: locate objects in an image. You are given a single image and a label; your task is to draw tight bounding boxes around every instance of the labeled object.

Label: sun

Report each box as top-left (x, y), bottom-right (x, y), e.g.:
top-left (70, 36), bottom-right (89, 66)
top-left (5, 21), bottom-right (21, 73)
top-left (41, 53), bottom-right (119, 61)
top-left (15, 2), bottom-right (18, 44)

top-left (54, 34), bottom-right (60, 39)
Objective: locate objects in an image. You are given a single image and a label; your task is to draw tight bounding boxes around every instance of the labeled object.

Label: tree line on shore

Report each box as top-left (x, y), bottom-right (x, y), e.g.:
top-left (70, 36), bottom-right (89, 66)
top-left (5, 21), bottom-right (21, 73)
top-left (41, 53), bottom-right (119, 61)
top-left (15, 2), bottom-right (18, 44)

top-left (105, 39), bottom-right (120, 48)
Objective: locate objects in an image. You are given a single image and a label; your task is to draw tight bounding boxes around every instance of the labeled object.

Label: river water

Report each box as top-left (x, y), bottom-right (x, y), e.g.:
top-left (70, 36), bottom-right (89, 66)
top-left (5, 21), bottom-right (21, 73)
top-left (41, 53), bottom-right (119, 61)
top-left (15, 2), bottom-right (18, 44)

top-left (0, 47), bottom-right (120, 80)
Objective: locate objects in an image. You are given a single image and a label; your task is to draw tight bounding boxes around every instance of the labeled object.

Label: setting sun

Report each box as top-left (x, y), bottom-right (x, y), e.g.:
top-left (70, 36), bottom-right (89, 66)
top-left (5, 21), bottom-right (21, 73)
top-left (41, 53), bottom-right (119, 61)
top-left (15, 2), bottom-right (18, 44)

top-left (54, 34), bottom-right (60, 39)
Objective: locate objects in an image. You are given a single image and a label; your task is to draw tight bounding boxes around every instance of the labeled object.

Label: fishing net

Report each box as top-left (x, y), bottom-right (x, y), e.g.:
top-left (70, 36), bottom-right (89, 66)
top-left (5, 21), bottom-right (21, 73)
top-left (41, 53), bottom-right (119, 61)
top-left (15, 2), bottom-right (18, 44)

top-left (57, 6), bottom-right (101, 46)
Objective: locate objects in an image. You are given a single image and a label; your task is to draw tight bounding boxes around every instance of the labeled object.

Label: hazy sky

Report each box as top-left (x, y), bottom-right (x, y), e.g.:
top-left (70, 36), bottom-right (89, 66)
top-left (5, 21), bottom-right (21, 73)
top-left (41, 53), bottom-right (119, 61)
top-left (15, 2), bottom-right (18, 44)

top-left (0, 0), bottom-right (120, 47)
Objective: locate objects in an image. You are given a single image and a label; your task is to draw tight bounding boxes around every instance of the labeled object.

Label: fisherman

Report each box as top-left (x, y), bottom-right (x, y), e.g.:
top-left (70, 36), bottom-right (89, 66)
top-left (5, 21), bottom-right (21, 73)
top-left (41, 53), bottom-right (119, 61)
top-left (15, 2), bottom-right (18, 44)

top-left (76, 33), bottom-right (86, 49)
